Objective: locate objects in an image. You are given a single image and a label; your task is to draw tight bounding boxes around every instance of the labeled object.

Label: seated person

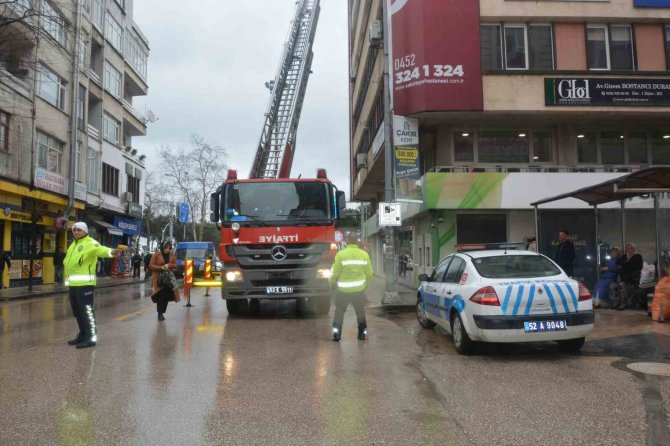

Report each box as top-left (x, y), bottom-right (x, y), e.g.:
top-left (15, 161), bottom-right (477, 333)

top-left (612, 243), bottom-right (644, 311)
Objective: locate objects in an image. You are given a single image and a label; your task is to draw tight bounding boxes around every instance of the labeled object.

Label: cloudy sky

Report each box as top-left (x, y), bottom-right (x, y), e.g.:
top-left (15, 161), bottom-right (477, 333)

top-left (132, 0), bottom-right (351, 196)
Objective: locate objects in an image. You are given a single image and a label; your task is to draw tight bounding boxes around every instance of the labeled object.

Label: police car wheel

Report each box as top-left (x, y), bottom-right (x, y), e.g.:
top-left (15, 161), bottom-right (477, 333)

top-left (557, 337), bottom-right (585, 353)
top-left (451, 313), bottom-right (475, 355)
top-left (416, 298), bottom-right (436, 329)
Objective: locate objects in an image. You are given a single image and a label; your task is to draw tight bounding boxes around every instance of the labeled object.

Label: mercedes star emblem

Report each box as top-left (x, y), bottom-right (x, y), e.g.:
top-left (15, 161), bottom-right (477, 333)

top-left (271, 245), bottom-right (288, 261)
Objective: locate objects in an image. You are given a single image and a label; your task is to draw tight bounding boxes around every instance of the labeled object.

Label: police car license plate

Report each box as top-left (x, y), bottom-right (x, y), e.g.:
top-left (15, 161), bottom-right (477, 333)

top-left (266, 286), bottom-right (293, 294)
top-left (524, 320), bottom-right (567, 333)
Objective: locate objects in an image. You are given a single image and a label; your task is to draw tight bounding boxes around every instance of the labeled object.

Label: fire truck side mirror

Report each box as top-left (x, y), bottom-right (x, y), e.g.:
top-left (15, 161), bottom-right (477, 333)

top-left (209, 193), bottom-right (220, 222)
top-left (336, 191), bottom-right (346, 213)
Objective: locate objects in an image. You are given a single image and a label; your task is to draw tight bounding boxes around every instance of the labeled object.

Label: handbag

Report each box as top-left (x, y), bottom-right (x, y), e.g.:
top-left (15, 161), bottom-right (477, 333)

top-left (158, 269), bottom-right (177, 290)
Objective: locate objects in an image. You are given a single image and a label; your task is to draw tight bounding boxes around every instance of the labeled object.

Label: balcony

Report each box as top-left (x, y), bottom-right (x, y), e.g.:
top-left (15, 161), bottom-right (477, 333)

top-left (123, 100), bottom-right (147, 136)
top-left (87, 124), bottom-right (100, 140)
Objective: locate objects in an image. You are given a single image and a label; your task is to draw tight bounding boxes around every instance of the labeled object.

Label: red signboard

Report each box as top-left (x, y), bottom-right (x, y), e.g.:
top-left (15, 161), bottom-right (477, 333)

top-left (390, 0), bottom-right (483, 115)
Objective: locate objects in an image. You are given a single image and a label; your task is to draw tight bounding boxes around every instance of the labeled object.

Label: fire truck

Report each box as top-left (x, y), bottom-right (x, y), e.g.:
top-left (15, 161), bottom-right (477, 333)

top-left (208, 0), bottom-right (346, 315)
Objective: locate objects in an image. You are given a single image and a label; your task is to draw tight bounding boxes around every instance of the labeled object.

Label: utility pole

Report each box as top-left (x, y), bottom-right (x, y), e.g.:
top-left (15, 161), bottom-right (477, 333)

top-left (169, 202), bottom-right (174, 244)
top-left (381, 0), bottom-right (399, 305)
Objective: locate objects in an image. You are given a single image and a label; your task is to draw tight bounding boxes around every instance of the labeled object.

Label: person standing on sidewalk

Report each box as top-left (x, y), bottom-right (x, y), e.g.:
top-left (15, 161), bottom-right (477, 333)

top-left (553, 229), bottom-right (576, 277)
top-left (150, 241), bottom-right (180, 321)
top-left (329, 232), bottom-right (373, 342)
top-left (0, 251), bottom-right (10, 290)
top-left (64, 222), bottom-right (121, 349)
top-left (53, 248), bottom-right (65, 284)
top-left (143, 250), bottom-right (153, 280)
top-left (131, 250), bottom-right (142, 278)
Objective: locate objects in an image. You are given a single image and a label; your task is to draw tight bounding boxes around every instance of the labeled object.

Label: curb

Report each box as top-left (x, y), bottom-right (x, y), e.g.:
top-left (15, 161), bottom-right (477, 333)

top-left (0, 279), bottom-right (153, 303)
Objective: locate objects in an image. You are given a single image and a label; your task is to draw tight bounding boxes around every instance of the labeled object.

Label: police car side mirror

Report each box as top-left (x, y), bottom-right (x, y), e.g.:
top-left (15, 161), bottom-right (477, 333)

top-left (418, 274), bottom-right (430, 282)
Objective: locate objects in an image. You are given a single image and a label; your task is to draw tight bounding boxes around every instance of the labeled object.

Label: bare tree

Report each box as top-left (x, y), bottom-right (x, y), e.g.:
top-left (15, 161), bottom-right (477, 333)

top-left (155, 134), bottom-right (228, 241)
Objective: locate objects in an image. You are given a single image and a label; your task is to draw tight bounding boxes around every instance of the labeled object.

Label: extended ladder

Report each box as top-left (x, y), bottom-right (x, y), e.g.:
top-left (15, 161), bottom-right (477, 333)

top-left (249, 0), bottom-right (320, 179)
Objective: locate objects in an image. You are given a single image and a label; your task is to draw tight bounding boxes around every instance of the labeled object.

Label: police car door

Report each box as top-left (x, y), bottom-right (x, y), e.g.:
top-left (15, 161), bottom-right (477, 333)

top-left (442, 257), bottom-right (468, 324)
top-left (423, 256), bottom-right (452, 322)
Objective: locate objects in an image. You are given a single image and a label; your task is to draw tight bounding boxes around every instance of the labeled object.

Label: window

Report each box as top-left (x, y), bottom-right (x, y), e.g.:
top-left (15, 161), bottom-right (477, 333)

top-left (532, 131), bottom-right (553, 162)
top-left (627, 132), bottom-right (648, 164)
top-left (87, 147), bottom-right (100, 191)
top-left (600, 132), bottom-right (625, 164)
top-left (77, 85), bottom-right (85, 130)
top-left (610, 25), bottom-right (634, 70)
top-left (41, 0), bottom-right (67, 48)
top-left (479, 130), bottom-right (530, 163)
top-left (480, 25), bottom-right (502, 70)
top-left (454, 132), bottom-right (474, 162)
top-left (37, 64), bottom-right (66, 110)
top-left (528, 25), bottom-right (553, 70)
top-left (103, 113), bottom-right (120, 144)
top-left (651, 133), bottom-right (670, 165)
top-left (504, 25), bottom-right (528, 69)
top-left (431, 257), bottom-right (451, 282)
top-left (92, 0), bottom-right (104, 28)
top-left (472, 255), bottom-right (561, 279)
top-left (127, 173), bottom-right (141, 204)
top-left (78, 33), bottom-right (88, 70)
top-left (666, 27), bottom-right (670, 71)
top-left (104, 61), bottom-right (122, 98)
top-left (587, 26), bottom-right (609, 70)
top-left (105, 13), bottom-right (123, 51)
top-left (102, 162), bottom-right (119, 196)
top-left (125, 33), bottom-right (148, 79)
top-left (0, 111), bottom-right (8, 152)
top-left (577, 133), bottom-right (597, 164)
top-left (37, 131), bottom-right (64, 173)
top-left (444, 257), bottom-right (466, 283)
top-left (75, 142), bottom-right (82, 181)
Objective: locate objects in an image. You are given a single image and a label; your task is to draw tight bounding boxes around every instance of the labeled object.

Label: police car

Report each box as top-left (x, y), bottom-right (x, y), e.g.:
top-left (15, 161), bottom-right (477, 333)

top-left (416, 245), bottom-right (594, 355)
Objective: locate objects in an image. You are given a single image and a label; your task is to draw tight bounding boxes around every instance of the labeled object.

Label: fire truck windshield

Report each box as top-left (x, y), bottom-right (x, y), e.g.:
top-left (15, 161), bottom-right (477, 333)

top-left (223, 182), bottom-right (332, 223)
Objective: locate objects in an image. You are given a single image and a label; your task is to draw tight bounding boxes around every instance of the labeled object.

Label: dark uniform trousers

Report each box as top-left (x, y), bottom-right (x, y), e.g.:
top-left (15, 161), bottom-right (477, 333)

top-left (332, 290), bottom-right (367, 334)
top-left (69, 285), bottom-right (97, 340)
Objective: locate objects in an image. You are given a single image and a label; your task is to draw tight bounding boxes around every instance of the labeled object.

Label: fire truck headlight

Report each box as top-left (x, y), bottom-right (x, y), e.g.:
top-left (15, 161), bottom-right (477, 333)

top-left (231, 222), bottom-right (241, 231)
top-left (225, 270), bottom-right (244, 282)
top-left (316, 268), bottom-right (332, 279)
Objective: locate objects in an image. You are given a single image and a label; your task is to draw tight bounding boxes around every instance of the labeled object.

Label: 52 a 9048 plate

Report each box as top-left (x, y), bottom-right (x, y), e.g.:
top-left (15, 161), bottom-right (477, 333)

top-left (524, 320), bottom-right (567, 333)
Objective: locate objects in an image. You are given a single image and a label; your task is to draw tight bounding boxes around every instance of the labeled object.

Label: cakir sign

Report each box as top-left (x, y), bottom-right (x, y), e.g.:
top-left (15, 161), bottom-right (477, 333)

top-left (389, 0), bottom-right (483, 115)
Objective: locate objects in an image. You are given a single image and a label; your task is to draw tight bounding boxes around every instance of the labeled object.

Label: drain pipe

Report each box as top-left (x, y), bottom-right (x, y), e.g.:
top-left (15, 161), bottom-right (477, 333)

top-left (65, 0), bottom-right (84, 218)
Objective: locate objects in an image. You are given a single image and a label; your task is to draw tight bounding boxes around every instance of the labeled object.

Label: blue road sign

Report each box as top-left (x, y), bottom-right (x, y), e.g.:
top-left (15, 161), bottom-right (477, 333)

top-left (179, 202), bottom-right (190, 223)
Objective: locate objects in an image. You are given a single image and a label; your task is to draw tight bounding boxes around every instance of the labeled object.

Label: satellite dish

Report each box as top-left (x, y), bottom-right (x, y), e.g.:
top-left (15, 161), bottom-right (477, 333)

top-left (146, 110), bottom-right (158, 123)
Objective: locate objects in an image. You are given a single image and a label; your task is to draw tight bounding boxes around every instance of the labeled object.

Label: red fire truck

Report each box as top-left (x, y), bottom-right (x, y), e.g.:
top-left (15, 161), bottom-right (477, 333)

top-left (209, 169), bottom-right (345, 314)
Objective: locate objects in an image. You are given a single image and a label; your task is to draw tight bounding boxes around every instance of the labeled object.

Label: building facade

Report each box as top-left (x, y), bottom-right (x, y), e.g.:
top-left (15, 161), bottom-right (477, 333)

top-left (349, 0), bottom-right (670, 287)
top-left (0, 0), bottom-right (149, 287)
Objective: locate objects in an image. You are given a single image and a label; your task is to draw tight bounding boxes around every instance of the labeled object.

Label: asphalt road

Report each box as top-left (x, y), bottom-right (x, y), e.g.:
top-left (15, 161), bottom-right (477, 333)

top-left (0, 282), bottom-right (669, 445)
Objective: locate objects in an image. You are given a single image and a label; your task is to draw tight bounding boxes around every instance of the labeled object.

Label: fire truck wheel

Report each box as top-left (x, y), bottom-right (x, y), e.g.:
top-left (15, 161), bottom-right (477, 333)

top-left (226, 299), bottom-right (248, 315)
top-left (313, 297), bottom-right (331, 315)
top-left (249, 298), bottom-right (261, 313)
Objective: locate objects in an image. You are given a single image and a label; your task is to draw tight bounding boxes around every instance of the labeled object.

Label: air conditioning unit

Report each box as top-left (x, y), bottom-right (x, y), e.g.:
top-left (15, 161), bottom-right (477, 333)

top-left (356, 153), bottom-right (367, 169)
top-left (120, 192), bottom-right (133, 203)
top-left (369, 20), bottom-right (382, 46)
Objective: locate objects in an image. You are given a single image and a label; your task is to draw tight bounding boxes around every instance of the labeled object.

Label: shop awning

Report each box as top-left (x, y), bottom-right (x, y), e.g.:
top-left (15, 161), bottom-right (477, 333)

top-left (91, 219), bottom-right (123, 236)
top-left (530, 167), bottom-right (670, 206)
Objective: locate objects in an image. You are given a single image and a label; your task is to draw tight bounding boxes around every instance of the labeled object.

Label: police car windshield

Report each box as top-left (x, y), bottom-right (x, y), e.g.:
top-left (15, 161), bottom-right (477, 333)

top-left (223, 182), bottom-right (332, 222)
top-left (472, 255), bottom-right (562, 279)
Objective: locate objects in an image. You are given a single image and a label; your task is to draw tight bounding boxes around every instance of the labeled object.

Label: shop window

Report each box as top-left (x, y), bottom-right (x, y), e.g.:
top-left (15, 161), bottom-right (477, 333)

top-left (479, 130), bottom-right (529, 163)
top-left (610, 25), bottom-right (634, 71)
top-left (454, 132), bottom-right (474, 162)
top-left (626, 132), bottom-right (648, 164)
top-left (11, 223), bottom-right (31, 258)
top-left (651, 133), bottom-right (670, 164)
top-left (480, 25), bottom-right (502, 70)
top-left (504, 25), bottom-right (527, 69)
top-left (577, 133), bottom-right (598, 164)
top-left (532, 131), bottom-right (553, 163)
top-left (587, 25), bottom-right (609, 70)
top-left (600, 132), bottom-right (625, 165)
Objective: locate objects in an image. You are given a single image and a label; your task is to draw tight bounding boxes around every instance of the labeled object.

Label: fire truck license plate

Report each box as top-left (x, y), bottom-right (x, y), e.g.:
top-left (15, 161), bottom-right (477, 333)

top-left (266, 286), bottom-right (294, 294)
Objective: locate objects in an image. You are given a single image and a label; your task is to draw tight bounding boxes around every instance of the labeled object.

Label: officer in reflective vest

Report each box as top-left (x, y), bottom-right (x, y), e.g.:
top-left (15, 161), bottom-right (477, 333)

top-left (329, 231), bottom-right (373, 341)
top-left (63, 222), bottom-right (121, 349)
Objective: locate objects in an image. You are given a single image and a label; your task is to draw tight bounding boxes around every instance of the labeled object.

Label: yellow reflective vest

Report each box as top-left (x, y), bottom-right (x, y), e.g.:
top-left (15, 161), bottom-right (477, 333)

top-left (64, 235), bottom-right (114, 287)
top-left (329, 244), bottom-right (373, 293)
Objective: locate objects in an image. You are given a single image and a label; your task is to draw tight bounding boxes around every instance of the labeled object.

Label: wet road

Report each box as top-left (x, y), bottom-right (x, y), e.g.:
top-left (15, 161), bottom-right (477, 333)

top-left (1, 283), bottom-right (669, 445)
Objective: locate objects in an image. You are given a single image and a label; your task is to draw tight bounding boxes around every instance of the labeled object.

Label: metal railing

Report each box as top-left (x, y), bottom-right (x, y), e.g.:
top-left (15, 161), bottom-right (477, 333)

top-left (122, 99), bottom-right (147, 125)
top-left (430, 165), bottom-right (639, 174)
top-left (87, 124), bottom-right (101, 140)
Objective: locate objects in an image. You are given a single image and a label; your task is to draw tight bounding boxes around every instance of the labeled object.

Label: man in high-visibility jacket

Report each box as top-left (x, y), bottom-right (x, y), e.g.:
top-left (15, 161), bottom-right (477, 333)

top-left (329, 231), bottom-right (373, 342)
top-left (64, 222), bottom-right (121, 349)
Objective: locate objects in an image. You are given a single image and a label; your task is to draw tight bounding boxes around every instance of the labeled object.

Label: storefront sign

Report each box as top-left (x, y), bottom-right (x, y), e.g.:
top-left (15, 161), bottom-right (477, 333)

top-left (389, 0), bottom-right (483, 115)
top-left (378, 202), bottom-right (402, 226)
top-left (393, 115), bottom-right (422, 202)
top-left (545, 78), bottom-right (670, 106)
top-left (1, 208), bottom-right (33, 223)
top-left (634, 0), bottom-right (670, 7)
top-left (113, 216), bottom-right (142, 235)
top-left (127, 202), bottom-right (143, 218)
top-left (74, 181), bottom-right (87, 201)
top-left (34, 167), bottom-right (67, 195)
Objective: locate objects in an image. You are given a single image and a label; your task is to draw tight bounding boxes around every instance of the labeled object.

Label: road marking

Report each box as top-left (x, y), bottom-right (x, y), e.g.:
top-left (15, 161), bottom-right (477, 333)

top-left (114, 307), bottom-right (154, 322)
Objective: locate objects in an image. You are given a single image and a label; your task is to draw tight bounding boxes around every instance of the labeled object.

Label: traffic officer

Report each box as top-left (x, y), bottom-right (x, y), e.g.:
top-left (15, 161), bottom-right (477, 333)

top-left (64, 222), bottom-right (121, 349)
top-left (329, 231), bottom-right (373, 342)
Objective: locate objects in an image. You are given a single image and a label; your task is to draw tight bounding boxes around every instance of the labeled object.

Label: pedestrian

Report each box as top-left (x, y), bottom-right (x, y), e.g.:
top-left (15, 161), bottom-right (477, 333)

top-left (143, 250), bottom-right (153, 280)
top-left (64, 222), bottom-right (121, 349)
top-left (53, 247), bottom-right (65, 284)
top-left (0, 250), bottom-right (10, 290)
top-left (614, 243), bottom-right (644, 311)
top-left (132, 250), bottom-right (142, 278)
top-left (553, 229), bottom-right (576, 277)
top-left (593, 247), bottom-right (621, 309)
top-left (150, 240), bottom-right (181, 321)
top-left (329, 231), bottom-right (373, 342)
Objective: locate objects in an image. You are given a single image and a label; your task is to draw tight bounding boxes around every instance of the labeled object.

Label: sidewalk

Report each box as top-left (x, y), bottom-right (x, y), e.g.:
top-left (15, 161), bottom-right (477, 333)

top-left (0, 276), bottom-right (151, 302)
top-left (366, 274), bottom-right (417, 307)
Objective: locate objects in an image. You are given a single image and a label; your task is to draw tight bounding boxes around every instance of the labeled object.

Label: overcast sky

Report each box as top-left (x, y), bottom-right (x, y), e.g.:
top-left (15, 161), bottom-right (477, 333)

top-left (133, 0), bottom-right (351, 197)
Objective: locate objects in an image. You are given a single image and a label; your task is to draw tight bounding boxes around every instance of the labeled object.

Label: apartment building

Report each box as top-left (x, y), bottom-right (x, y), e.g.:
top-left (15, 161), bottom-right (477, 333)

top-left (0, 0), bottom-right (149, 287)
top-left (349, 0), bottom-right (670, 287)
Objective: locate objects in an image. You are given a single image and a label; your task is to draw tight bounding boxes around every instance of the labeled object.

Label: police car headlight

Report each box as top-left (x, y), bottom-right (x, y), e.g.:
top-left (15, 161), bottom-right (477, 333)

top-left (225, 270), bottom-right (244, 282)
top-left (316, 268), bottom-right (332, 279)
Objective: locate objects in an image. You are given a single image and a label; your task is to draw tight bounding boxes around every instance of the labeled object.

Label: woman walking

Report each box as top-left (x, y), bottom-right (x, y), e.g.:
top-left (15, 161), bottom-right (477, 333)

top-left (150, 241), bottom-right (180, 321)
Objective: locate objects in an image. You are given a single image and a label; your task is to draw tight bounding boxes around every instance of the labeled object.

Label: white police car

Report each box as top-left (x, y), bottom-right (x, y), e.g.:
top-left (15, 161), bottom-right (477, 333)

top-left (416, 247), bottom-right (594, 355)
